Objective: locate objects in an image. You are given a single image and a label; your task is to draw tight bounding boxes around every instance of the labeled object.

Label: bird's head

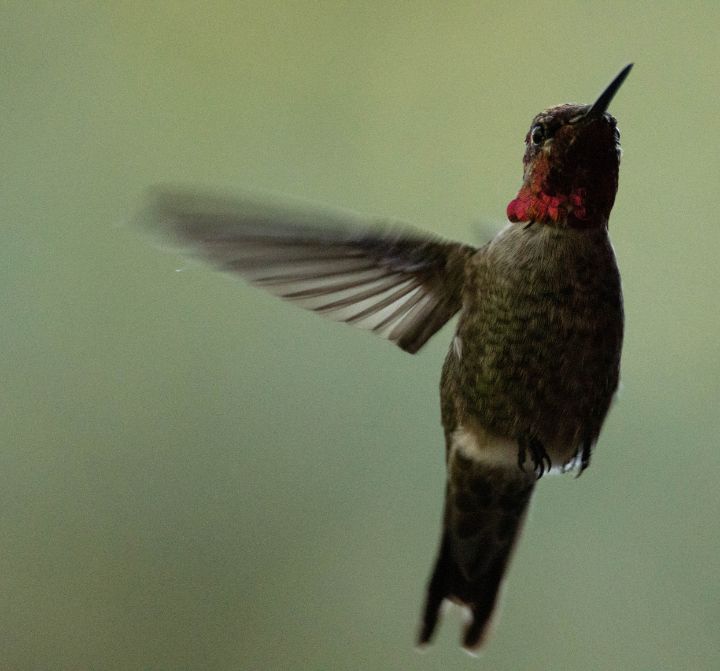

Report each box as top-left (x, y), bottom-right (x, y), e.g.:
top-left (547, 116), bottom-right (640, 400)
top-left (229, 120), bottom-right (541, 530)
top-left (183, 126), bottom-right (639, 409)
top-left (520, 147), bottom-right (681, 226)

top-left (507, 64), bottom-right (632, 228)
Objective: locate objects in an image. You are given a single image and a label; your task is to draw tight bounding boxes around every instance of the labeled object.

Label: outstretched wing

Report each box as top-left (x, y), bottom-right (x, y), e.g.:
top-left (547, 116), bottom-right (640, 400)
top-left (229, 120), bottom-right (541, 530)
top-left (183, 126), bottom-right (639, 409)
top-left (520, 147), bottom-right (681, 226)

top-left (140, 186), bottom-right (475, 354)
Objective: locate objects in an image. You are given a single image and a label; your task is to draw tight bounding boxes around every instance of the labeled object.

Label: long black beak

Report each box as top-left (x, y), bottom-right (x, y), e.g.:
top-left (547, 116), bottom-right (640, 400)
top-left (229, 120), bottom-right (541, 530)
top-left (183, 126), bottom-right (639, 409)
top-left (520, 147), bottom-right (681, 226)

top-left (586, 63), bottom-right (633, 118)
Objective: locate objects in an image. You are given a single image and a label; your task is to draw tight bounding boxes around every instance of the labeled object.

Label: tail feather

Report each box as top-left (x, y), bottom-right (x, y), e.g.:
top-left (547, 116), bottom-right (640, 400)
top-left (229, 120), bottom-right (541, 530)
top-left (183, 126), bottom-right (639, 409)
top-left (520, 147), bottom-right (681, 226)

top-left (418, 456), bottom-right (535, 650)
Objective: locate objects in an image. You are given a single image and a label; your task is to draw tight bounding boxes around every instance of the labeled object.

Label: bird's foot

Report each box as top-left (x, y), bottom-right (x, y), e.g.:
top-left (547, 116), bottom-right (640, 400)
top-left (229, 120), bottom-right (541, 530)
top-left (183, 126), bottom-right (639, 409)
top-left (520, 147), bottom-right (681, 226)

top-left (574, 439), bottom-right (592, 477)
top-left (518, 435), bottom-right (551, 478)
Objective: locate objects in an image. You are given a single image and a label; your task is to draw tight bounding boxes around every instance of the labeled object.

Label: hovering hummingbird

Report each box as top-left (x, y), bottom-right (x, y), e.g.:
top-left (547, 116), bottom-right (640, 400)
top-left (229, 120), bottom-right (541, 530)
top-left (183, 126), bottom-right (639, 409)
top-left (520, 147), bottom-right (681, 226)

top-left (140, 64), bottom-right (631, 652)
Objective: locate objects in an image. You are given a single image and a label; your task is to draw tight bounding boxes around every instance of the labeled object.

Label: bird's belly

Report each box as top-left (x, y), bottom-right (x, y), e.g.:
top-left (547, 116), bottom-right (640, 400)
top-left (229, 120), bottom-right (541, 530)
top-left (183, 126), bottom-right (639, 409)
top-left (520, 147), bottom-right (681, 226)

top-left (449, 408), bottom-right (580, 472)
top-left (451, 296), bottom-right (620, 466)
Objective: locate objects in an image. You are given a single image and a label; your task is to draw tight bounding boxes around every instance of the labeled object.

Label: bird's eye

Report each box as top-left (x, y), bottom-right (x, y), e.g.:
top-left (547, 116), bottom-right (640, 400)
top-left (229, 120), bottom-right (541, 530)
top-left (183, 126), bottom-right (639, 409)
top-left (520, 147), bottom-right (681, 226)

top-left (530, 125), bottom-right (545, 146)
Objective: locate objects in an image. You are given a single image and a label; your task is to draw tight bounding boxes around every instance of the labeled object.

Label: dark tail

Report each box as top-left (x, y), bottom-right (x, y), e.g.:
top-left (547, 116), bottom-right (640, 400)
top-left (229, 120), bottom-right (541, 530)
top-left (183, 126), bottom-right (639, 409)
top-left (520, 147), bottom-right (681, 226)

top-left (418, 456), bottom-right (535, 651)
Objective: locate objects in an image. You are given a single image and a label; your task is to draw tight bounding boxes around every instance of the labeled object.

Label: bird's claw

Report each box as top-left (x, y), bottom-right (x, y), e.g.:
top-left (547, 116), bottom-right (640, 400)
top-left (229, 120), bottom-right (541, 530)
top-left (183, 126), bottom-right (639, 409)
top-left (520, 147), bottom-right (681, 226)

top-left (518, 435), bottom-right (551, 478)
top-left (574, 439), bottom-right (592, 477)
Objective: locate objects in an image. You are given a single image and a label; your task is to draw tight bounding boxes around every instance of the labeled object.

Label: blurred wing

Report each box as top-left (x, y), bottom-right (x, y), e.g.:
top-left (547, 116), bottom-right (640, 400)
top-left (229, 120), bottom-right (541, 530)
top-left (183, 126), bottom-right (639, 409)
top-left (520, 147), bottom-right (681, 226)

top-left (140, 187), bottom-right (476, 354)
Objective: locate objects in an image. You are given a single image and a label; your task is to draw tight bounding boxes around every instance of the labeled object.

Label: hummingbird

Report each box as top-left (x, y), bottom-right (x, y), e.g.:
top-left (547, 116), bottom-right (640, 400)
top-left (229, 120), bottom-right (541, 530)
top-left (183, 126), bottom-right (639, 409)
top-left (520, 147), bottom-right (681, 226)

top-left (140, 64), bottom-right (631, 652)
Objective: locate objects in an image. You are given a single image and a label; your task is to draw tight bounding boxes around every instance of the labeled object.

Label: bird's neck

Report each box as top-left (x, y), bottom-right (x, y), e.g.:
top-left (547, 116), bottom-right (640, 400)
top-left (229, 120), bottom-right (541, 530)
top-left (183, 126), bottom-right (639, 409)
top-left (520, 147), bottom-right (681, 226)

top-left (506, 184), bottom-right (596, 228)
top-left (506, 154), bottom-right (616, 229)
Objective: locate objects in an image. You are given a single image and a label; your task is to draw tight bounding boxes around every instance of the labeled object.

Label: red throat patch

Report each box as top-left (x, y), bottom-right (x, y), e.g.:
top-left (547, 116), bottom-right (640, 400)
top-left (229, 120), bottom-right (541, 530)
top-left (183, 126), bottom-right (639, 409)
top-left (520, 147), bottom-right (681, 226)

top-left (506, 186), bottom-right (588, 225)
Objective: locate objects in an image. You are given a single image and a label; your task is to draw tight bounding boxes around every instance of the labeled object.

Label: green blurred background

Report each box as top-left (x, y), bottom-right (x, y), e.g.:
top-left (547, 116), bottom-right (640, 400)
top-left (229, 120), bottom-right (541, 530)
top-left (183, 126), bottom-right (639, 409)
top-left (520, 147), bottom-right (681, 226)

top-left (2, 2), bottom-right (719, 669)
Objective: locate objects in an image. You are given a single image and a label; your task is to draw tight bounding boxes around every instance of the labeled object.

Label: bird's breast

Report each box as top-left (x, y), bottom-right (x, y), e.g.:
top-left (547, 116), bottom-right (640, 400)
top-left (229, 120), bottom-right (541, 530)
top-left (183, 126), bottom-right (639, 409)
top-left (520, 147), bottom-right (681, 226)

top-left (447, 223), bottom-right (623, 461)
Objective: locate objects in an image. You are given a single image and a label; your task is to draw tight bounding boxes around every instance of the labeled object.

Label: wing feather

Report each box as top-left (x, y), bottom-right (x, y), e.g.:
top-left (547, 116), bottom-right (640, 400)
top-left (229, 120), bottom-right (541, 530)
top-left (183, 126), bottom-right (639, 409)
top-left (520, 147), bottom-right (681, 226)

top-left (140, 186), bottom-right (476, 353)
